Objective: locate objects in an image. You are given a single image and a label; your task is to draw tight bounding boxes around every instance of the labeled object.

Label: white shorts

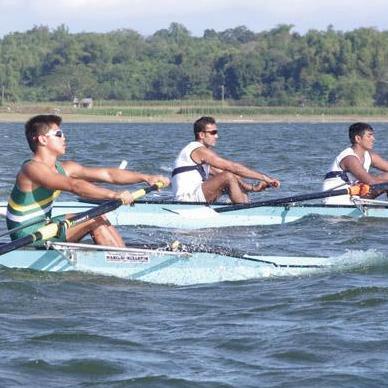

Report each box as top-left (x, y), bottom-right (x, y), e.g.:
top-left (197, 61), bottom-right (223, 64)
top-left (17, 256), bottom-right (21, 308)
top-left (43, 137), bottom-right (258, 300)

top-left (323, 194), bottom-right (356, 205)
top-left (175, 185), bottom-right (206, 202)
top-left (322, 180), bottom-right (355, 205)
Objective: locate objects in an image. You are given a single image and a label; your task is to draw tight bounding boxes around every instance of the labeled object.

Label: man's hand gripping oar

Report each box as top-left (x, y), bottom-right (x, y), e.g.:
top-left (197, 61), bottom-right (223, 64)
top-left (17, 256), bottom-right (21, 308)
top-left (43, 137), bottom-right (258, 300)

top-left (0, 182), bottom-right (165, 256)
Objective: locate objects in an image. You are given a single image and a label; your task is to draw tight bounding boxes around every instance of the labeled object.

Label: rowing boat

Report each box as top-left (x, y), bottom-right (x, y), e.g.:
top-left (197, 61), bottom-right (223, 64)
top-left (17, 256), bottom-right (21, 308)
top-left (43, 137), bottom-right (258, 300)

top-left (1, 198), bottom-right (388, 229)
top-left (0, 241), bottom-right (382, 285)
top-left (0, 241), bottom-right (338, 285)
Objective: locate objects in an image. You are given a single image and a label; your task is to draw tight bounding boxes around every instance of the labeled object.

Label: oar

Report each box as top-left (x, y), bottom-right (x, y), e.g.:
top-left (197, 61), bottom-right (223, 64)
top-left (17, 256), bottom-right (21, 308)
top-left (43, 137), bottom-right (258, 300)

top-left (169, 183), bottom-right (388, 217)
top-left (0, 182), bottom-right (164, 256)
top-left (0, 217), bottom-right (51, 239)
top-left (215, 183), bottom-right (388, 213)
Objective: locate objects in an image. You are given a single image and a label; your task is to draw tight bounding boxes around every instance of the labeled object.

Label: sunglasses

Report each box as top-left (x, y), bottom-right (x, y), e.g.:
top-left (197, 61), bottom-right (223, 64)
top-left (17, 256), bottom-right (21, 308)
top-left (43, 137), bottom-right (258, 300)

top-left (203, 130), bottom-right (218, 135)
top-left (46, 129), bottom-right (64, 138)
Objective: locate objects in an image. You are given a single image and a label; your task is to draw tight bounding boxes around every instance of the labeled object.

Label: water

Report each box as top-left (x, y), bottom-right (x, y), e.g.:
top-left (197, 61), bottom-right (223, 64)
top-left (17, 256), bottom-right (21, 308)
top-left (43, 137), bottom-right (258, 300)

top-left (1, 121), bottom-right (388, 386)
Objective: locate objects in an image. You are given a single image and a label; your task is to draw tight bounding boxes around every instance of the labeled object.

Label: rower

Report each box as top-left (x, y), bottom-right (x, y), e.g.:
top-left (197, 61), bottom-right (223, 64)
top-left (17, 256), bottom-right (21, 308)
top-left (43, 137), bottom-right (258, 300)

top-left (171, 116), bottom-right (280, 204)
top-left (6, 115), bottom-right (170, 247)
top-left (322, 122), bottom-right (388, 204)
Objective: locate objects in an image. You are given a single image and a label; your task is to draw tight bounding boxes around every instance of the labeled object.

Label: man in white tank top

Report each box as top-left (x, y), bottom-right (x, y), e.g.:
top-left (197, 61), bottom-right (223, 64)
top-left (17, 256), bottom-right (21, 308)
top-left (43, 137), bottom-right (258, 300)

top-left (172, 116), bottom-right (280, 203)
top-left (322, 122), bottom-right (388, 204)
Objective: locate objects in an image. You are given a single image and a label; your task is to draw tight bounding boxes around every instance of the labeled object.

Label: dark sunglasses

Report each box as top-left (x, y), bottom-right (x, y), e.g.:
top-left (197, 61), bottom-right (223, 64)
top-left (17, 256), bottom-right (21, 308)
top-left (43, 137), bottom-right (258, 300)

top-left (203, 130), bottom-right (218, 135)
top-left (46, 129), bottom-right (64, 138)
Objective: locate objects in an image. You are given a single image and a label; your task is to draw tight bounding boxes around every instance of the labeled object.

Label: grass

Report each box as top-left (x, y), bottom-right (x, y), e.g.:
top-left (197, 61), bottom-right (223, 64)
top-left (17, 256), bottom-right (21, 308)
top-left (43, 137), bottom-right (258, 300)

top-left (1, 101), bottom-right (388, 122)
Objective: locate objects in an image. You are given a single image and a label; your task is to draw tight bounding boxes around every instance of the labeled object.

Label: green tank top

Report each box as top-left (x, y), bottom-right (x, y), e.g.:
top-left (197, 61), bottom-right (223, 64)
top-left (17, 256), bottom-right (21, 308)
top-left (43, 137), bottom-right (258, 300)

top-left (6, 160), bottom-right (67, 240)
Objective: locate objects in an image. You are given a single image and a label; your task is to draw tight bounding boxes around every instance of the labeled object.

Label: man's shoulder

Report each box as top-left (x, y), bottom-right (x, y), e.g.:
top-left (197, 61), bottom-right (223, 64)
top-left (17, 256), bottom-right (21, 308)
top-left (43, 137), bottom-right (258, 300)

top-left (21, 159), bottom-right (38, 171)
top-left (337, 147), bottom-right (353, 157)
top-left (60, 160), bottom-right (73, 167)
top-left (186, 140), bottom-right (205, 148)
top-left (340, 153), bottom-right (364, 171)
top-left (336, 147), bottom-right (357, 162)
top-left (181, 141), bottom-right (206, 154)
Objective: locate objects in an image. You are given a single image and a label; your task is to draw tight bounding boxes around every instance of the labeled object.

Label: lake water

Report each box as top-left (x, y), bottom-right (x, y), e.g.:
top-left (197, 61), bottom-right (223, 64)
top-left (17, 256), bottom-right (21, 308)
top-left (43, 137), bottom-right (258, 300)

top-left (1, 121), bottom-right (388, 386)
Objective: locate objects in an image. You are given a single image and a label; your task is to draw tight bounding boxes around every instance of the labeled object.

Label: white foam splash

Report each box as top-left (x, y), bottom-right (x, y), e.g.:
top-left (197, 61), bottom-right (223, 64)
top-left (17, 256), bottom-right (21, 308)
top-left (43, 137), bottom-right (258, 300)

top-left (328, 249), bottom-right (387, 269)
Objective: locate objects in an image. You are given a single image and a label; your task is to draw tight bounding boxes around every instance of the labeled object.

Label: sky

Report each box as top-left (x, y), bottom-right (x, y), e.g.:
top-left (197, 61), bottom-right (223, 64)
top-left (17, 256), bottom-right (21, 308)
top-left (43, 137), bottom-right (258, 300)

top-left (0, 0), bottom-right (387, 38)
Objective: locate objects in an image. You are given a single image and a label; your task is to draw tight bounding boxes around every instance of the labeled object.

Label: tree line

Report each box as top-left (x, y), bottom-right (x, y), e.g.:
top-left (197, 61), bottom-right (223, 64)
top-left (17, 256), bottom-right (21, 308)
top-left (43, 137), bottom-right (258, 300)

top-left (1, 23), bottom-right (388, 106)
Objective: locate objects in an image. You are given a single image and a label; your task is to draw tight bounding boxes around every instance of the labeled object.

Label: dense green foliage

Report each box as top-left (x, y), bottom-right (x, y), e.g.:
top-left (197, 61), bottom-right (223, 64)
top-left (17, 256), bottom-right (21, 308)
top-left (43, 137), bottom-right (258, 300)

top-left (1, 23), bottom-right (388, 106)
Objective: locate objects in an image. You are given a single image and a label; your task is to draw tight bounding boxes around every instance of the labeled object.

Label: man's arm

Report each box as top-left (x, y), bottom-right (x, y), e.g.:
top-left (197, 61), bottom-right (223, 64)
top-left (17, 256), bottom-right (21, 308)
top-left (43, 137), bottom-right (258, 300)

top-left (341, 155), bottom-right (386, 184)
top-left (192, 147), bottom-right (280, 186)
top-left (63, 161), bottom-right (170, 187)
top-left (22, 161), bottom-right (140, 204)
top-left (371, 152), bottom-right (388, 173)
top-left (22, 161), bottom-right (128, 200)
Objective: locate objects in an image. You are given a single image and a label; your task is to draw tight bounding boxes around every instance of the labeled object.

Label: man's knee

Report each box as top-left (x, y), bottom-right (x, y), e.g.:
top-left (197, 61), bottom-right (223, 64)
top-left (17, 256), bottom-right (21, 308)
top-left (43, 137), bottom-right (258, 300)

top-left (220, 171), bottom-right (237, 182)
top-left (221, 171), bottom-right (238, 185)
top-left (93, 215), bottom-right (111, 228)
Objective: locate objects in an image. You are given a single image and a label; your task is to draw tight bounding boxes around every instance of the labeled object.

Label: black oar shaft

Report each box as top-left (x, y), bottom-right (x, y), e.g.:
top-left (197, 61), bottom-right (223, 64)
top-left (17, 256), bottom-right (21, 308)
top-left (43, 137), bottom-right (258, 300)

top-left (215, 182), bottom-right (388, 213)
top-left (0, 217), bottom-right (50, 238)
top-left (63, 184), bottom-right (162, 228)
top-left (0, 222), bottom-right (60, 255)
top-left (65, 199), bottom-right (122, 227)
top-left (369, 183), bottom-right (388, 192)
top-left (215, 188), bottom-right (349, 213)
top-left (0, 202), bottom-right (122, 256)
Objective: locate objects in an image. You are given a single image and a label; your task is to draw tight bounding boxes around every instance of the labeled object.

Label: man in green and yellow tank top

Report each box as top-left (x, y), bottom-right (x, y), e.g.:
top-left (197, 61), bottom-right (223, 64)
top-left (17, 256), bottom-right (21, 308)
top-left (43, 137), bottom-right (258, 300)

top-left (6, 115), bottom-right (170, 247)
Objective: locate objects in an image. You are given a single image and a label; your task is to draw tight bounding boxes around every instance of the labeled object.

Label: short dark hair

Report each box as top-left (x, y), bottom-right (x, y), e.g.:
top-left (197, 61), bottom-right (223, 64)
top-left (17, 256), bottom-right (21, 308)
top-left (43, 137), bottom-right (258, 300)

top-left (25, 114), bottom-right (62, 152)
top-left (194, 116), bottom-right (216, 139)
top-left (349, 122), bottom-right (373, 145)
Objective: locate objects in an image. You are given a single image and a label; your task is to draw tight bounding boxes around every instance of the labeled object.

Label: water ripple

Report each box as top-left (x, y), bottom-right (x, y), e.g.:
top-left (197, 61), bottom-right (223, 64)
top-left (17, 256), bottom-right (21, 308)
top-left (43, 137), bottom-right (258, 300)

top-left (1, 122), bottom-right (388, 385)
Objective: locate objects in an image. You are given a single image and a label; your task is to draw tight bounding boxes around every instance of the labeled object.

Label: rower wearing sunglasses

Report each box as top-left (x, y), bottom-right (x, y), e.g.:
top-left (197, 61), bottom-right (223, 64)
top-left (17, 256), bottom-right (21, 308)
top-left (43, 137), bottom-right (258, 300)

top-left (172, 116), bottom-right (280, 204)
top-left (6, 114), bottom-right (170, 247)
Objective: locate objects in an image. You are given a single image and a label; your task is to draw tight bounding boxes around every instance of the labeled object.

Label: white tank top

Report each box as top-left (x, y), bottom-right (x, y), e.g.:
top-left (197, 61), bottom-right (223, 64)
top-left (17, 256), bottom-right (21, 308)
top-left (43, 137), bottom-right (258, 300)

top-left (172, 141), bottom-right (210, 198)
top-left (322, 147), bottom-right (371, 204)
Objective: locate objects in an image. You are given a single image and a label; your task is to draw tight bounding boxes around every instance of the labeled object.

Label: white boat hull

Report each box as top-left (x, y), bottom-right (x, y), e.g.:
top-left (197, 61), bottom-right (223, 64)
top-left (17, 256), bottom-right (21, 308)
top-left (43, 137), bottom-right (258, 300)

top-left (1, 200), bottom-right (387, 229)
top-left (0, 241), bottom-right (336, 285)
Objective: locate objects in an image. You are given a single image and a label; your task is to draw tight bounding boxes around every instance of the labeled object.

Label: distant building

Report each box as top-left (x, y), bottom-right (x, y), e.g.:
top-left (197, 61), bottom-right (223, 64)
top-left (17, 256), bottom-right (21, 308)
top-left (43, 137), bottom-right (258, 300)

top-left (73, 97), bottom-right (93, 109)
top-left (81, 98), bottom-right (93, 108)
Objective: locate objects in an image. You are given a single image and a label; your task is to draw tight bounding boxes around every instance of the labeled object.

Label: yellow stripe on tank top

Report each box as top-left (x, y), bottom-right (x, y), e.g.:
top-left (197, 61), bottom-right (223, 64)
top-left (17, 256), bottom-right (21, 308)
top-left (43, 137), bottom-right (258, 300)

top-left (8, 190), bottom-right (61, 212)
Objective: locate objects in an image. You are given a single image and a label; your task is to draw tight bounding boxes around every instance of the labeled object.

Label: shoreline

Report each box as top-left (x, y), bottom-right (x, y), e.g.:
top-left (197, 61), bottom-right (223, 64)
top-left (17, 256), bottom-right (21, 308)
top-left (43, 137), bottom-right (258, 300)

top-left (2, 112), bottom-right (388, 124)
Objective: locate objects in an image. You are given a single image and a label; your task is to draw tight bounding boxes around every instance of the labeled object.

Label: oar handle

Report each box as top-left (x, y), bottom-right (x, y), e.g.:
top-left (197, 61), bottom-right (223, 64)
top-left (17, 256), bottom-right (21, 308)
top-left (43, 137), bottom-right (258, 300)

top-left (131, 182), bottom-right (164, 200)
